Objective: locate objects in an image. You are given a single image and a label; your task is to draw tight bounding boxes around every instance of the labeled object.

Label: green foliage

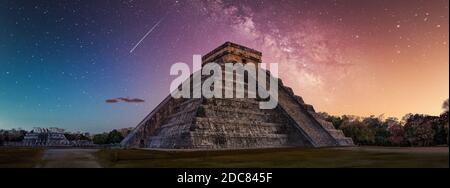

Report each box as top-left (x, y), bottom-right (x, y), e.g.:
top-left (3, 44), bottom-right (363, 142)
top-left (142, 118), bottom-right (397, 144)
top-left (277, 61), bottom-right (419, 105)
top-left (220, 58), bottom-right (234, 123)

top-left (320, 110), bottom-right (448, 147)
top-left (93, 133), bottom-right (109, 145)
top-left (374, 127), bottom-right (389, 145)
top-left (340, 120), bottom-right (375, 145)
top-left (326, 116), bottom-right (343, 129)
top-left (107, 130), bottom-right (124, 144)
top-left (386, 124), bottom-right (405, 145)
top-left (362, 115), bottom-right (382, 128)
top-left (363, 116), bottom-right (389, 145)
top-left (317, 112), bottom-right (343, 129)
top-left (442, 99), bottom-right (449, 112)
top-left (435, 112), bottom-right (449, 145)
top-left (93, 129), bottom-right (124, 145)
top-left (403, 114), bottom-right (436, 146)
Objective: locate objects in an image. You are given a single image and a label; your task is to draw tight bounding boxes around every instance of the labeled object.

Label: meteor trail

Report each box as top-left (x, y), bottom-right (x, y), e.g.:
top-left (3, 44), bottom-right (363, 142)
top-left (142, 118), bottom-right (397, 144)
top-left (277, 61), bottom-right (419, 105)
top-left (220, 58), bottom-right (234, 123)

top-left (129, 17), bottom-right (165, 53)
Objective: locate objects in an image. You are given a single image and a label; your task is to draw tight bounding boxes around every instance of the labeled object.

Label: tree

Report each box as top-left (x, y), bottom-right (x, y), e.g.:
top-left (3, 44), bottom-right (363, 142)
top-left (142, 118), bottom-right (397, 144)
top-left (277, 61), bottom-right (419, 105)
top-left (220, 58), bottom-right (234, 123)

top-left (316, 112), bottom-right (346, 129)
top-left (327, 116), bottom-right (344, 129)
top-left (362, 115), bottom-right (382, 128)
top-left (107, 129), bottom-right (124, 144)
top-left (432, 121), bottom-right (448, 145)
top-left (437, 99), bottom-right (449, 145)
top-left (93, 133), bottom-right (108, 145)
top-left (363, 116), bottom-right (388, 145)
top-left (435, 111), bottom-right (449, 145)
top-left (93, 130), bottom-right (124, 145)
top-left (386, 124), bottom-right (405, 146)
top-left (402, 113), bottom-right (414, 123)
top-left (442, 99), bottom-right (449, 112)
top-left (340, 119), bottom-right (375, 145)
top-left (373, 127), bottom-right (389, 146)
top-left (404, 114), bottom-right (435, 146)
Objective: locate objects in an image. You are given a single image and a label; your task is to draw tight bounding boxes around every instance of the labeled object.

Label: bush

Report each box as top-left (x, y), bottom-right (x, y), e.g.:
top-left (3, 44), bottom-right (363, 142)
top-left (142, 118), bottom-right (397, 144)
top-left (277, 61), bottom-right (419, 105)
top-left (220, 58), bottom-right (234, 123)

top-left (93, 133), bottom-right (109, 145)
top-left (93, 129), bottom-right (124, 145)
top-left (107, 130), bottom-right (124, 144)
top-left (404, 115), bottom-right (436, 146)
top-left (434, 112), bottom-right (449, 145)
top-left (386, 124), bottom-right (405, 146)
top-left (340, 120), bottom-right (375, 145)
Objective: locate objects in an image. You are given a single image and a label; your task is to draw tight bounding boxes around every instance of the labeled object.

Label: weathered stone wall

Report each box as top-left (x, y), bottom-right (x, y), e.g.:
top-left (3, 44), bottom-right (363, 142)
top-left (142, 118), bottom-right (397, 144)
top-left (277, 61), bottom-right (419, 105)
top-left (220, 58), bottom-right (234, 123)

top-left (121, 97), bottom-right (188, 148)
top-left (188, 98), bottom-right (310, 149)
top-left (145, 96), bottom-right (310, 149)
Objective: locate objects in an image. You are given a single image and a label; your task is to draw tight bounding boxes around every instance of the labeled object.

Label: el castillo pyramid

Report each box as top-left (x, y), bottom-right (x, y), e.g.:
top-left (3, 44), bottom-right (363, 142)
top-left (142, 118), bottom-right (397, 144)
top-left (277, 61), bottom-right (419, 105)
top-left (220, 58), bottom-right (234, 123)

top-left (121, 42), bottom-right (354, 149)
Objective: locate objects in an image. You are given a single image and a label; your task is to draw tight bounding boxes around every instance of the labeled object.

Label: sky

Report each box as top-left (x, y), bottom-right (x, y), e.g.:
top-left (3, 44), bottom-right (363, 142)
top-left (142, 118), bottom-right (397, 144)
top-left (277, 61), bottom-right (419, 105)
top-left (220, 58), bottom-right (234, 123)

top-left (0, 0), bottom-right (448, 133)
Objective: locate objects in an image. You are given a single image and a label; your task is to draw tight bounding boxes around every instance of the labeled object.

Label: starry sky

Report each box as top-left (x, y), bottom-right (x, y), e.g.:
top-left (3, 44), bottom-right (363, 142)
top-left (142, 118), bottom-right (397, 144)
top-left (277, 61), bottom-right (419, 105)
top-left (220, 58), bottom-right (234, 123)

top-left (0, 0), bottom-right (448, 133)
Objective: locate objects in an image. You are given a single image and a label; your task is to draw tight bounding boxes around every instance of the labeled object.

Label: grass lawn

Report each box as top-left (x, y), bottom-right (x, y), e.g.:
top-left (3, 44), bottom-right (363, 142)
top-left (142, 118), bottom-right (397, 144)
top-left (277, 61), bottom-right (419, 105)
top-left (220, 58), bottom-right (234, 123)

top-left (0, 148), bottom-right (43, 168)
top-left (95, 147), bottom-right (449, 168)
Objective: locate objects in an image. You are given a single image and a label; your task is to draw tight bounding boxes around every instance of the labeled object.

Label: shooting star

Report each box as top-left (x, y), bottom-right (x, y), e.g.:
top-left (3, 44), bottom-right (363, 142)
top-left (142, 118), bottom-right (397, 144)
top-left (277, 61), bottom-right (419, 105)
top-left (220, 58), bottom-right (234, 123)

top-left (129, 16), bottom-right (165, 53)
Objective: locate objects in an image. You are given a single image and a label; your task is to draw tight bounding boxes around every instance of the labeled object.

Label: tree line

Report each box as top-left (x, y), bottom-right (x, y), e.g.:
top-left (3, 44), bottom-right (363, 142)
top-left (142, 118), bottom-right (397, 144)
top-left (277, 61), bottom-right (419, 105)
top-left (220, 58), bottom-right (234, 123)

top-left (319, 99), bottom-right (449, 146)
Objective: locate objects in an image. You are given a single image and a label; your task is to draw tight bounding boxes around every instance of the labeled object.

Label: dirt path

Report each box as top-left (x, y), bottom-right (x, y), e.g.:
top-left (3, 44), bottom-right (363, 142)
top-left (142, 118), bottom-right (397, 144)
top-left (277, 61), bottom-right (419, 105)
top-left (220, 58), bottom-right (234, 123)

top-left (36, 149), bottom-right (101, 168)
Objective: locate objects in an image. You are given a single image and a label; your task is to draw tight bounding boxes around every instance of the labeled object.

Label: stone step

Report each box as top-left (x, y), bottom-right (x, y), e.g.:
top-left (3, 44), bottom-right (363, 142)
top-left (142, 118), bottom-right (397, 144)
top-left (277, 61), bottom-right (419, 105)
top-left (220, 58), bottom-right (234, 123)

top-left (201, 85), bottom-right (258, 98)
top-left (193, 118), bottom-right (293, 135)
top-left (189, 133), bottom-right (291, 149)
top-left (202, 98), bottom-right (261, 109)
top-left (201, 105), bottom-right (283, 123)
top-left (174, 98), bottom-right (202, 111)
top-left (195, 117), bottom-right (285, 127)
top-left (205, 98), bottom-right (260, 105)
top-left (154, 123), bottom-right (192, 137)
top-left (276, 86), bottom-right (338, 147)
top-left (190, 131), bottom-right (289, 139)
top-left (196, 73), bottom-right (252, 86)
top-left (317, 119), bottom-right (336, 130)
top-left (325, 129), bottom-right (346, 138)
top-left (335, 137), bottom-right (355, 146)
top-left (166, 105), bottom-right (198, 120)
top-left (159, 119), bottom-right (193, 130)
top-left (202, 105), bottom-right (272, 115)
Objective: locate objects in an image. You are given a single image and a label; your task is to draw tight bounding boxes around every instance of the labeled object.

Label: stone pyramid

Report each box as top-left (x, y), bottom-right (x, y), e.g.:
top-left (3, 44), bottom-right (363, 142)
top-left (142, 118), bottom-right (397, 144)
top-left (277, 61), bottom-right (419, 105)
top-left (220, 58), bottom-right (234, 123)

top-left (121, 42), bottom-right (354, 149)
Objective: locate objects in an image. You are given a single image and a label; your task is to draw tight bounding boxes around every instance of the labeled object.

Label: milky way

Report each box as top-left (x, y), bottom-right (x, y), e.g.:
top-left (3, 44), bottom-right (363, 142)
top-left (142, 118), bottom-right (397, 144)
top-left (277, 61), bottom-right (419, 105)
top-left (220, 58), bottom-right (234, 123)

top-left (0, 0), bottom-right (448, 132)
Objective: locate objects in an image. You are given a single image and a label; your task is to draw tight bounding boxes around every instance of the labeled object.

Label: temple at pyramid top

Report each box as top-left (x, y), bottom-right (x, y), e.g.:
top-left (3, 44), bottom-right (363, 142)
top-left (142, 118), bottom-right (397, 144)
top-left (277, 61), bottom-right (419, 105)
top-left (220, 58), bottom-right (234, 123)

top-left (202, 41), bottom-right (262, 65)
